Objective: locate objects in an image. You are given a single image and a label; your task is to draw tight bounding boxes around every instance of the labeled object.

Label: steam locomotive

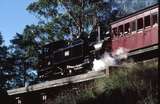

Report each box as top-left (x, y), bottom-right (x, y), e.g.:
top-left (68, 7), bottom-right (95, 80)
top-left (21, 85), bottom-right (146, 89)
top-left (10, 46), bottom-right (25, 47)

top-left (38, 30), bottom-right (110, 80)
top-left (38, 4), bottom-right (158, 81)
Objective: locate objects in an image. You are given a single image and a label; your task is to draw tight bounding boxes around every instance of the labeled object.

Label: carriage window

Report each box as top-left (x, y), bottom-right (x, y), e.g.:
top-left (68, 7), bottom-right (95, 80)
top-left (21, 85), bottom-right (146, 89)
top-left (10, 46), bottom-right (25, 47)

top-left (152, 13), bottom-right (158, 25)
top-left (144, 15), bottom-right (150, 27)
top-left (118, 25), bottom-right (123, 35)
top-left (112, 27), bottom-right (118, 37)
top-left (137, 18), bottom-right (143, 30)
top-left (131, 21), bottom-right (136, 31)
top-left (124, 23), bottom-right (130, 33)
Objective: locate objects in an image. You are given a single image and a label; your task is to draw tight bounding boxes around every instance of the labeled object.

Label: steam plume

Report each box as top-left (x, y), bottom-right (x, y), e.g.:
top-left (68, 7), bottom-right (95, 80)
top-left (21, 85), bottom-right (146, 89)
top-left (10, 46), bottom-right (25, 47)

top-left (92, 47), bottom-right (128, 71)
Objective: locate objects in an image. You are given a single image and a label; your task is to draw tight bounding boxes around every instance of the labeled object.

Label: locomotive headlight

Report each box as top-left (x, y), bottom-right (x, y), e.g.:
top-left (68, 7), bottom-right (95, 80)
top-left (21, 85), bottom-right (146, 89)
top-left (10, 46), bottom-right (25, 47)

top-left (94, 42), bottom-right (103, 51)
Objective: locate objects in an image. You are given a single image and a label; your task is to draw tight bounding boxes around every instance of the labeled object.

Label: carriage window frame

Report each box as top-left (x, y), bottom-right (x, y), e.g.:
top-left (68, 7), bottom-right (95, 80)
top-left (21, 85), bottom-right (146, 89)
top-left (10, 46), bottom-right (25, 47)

top-left (118, 25), bottom-right (124, 36)
top-left (124, 22), bottom-right (130, 34)
top-left (151, 12), bottom-right (158, 26)
top-left (112, 27), bottom-right (118, 38)
top-left (144, 15), bottom-right (151, 28)
top-left (137, 18), bottom-right (144, 30)
top-left (131, 20), bottom-right (136, 32)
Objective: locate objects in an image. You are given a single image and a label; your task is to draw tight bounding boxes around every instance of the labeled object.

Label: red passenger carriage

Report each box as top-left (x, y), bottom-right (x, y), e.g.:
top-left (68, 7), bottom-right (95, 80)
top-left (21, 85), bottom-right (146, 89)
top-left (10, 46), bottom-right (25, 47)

top-left (110, 4), bottom-right (159, 60)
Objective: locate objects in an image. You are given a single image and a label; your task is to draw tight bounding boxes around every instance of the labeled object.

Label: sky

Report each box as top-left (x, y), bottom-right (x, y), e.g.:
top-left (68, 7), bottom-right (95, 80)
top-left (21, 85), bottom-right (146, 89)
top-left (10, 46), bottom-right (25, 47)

top-left (0, 0), bottom-right (38, 46)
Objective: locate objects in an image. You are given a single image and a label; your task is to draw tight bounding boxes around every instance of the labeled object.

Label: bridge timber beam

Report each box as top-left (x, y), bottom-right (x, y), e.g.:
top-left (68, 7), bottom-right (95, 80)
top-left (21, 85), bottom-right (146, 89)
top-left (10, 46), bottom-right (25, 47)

top-left (7, 69), bottom-right (109, 96)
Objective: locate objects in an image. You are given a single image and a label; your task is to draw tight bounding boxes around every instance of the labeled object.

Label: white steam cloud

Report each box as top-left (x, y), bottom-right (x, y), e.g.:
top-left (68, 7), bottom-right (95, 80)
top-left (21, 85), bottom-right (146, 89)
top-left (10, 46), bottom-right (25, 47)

top-left (92, 47), bottom-right (128, 71)
top-left (112, 47), bottom-right (128, 60)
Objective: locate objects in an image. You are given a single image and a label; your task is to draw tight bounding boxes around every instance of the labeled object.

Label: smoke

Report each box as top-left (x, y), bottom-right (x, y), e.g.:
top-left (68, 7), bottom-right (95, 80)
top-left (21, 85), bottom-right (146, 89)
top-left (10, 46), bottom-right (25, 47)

top-left (92, 47), bottom-right (128, 71)
top-left (112, 47), bottom-right (128, 60)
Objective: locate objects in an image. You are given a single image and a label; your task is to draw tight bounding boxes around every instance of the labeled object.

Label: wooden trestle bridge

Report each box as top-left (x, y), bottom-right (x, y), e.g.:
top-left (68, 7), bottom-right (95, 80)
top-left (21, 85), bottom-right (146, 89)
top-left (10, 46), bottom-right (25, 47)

top-left (7, 68), bottom-right (112, 104)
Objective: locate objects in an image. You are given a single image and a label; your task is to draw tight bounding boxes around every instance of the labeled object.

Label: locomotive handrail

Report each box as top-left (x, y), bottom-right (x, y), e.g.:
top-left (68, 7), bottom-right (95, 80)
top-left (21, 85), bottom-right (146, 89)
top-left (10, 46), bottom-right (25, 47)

top-left (53, 41), bottom-right (84, 53)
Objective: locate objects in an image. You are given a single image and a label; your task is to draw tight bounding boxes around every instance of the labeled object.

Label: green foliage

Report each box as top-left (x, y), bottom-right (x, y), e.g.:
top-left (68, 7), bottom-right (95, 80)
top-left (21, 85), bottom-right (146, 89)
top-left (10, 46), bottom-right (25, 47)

top-left (27, 0), bottom-right (123, 38)
top-left (8, 25), bottom-right (41, 88)
top-left (99, 60), bottom-right (158, 104)
top-left (0, 33), bottom-right (11, 89)
top-left (78, 88), bottom-right (96, 103)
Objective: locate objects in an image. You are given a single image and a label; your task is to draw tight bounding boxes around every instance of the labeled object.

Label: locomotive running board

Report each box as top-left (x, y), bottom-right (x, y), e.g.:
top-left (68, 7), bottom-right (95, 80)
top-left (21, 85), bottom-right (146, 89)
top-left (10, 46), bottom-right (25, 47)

top-left (7, 69), bottom-right (109, 96)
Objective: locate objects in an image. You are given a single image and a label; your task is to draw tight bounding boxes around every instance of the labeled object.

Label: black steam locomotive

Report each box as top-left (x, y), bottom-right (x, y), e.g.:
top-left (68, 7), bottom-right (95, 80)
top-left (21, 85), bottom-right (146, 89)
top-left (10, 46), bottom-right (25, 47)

top-left (38, 31), bottom-right (110, 80)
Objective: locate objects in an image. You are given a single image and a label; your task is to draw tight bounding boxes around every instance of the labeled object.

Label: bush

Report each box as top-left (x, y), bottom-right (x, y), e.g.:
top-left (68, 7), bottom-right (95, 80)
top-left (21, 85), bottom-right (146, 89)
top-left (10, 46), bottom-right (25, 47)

top-left (97, 59), bottom-right (158, 104)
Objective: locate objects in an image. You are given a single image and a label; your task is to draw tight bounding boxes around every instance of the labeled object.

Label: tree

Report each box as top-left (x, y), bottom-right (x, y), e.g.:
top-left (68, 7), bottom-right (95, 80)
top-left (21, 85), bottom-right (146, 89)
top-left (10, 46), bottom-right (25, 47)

top-left (27, 0), bottom-right (116, 39)
top-left (0, 32), bottom-right (11, 89)
top-left (9, 30), bottom-right (39, 87)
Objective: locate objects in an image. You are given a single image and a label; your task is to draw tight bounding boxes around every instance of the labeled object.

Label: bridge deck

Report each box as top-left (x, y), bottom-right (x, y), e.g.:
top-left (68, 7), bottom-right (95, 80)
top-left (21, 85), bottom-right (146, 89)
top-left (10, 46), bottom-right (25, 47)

top-left (7, 69), bottom-right (109, 96)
